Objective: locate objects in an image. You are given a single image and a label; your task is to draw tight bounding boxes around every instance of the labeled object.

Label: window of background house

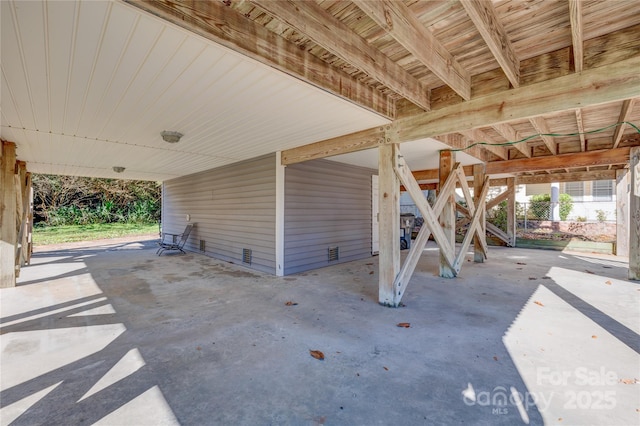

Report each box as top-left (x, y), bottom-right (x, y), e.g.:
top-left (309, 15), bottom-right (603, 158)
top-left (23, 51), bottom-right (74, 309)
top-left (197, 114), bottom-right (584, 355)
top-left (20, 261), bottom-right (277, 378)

top-left (564, 181), bottom-right (584, 201)
top-left (592, 180), bottom-right (613, 201)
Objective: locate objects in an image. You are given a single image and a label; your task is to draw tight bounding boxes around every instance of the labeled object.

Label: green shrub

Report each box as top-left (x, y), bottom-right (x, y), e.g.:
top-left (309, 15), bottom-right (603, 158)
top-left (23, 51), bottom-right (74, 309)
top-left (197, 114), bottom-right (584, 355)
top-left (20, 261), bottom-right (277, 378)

top-left (529, 193), bottom-right (573, 220)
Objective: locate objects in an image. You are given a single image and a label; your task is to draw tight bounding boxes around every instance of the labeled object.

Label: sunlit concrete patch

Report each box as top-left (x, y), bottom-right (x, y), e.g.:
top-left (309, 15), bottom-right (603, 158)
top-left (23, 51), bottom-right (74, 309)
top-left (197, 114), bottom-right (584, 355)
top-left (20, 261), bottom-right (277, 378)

top-left (504, 285), bottom-right (640, 426)
top-left (79, 348), bottom-right (145, 402)
top-left (547, 266), bottom-right (640, 334)
top-left (67, 303), bottom-right (116, 317)
top-left (1, 297), bottom-right (108, 327)
top-left (1, 324), bottom-right (126, 390)
top-left (0, 381), bottom-right (62, 425)
top-left (6, 273), bottom-right (103, 318)
top-left (92, 385), bottom-right (179, 426)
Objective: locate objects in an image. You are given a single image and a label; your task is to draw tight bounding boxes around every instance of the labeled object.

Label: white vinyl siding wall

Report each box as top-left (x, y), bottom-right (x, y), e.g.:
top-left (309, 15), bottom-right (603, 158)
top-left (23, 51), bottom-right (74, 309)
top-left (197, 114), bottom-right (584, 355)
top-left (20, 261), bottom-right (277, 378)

top-left (162, 154), bottom-right (276, 274)
top-left (284, 159), bottom-right (374, 275)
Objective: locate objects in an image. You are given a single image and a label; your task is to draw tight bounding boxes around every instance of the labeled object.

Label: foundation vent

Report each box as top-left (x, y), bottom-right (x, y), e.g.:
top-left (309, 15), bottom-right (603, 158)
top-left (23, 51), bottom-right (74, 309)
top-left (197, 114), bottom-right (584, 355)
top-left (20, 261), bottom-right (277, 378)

top-left (242, 248), bottom-right (252, 264)
top-left (328, 246), bottom-right (339, 262)
top-left (199, 239), bottom-right (206, 252)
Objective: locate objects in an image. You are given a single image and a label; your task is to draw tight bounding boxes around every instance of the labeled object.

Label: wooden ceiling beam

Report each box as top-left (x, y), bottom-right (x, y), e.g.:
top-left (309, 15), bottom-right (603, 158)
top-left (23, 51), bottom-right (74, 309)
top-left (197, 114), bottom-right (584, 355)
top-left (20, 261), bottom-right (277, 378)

top-left (486, 147), bottom-right (630, 174)
top-left (568, 0), bottom-right (584, 73)
top-left (353, 0), bottom-right (471, 100)
top-left (517, 169), bottom-right (616, 185)
top-left (612, 99), bottom-right (636, 149)
top-left (460, 0), bottom-right (519, 88)
top-left (492, 123), bottom-right (530, 157)
top-left (575, 109), bottom-right (586, 151)
top-left (282, 55), bottom-right (640, 165)
top-left (124, 0), bottom-right (395, 119)
top-left (249, 0), bottom-right (431, 111)
top-left (458, 129), bottom-right (508, 160)
top-left (529, 116), bottom-right (557, 155)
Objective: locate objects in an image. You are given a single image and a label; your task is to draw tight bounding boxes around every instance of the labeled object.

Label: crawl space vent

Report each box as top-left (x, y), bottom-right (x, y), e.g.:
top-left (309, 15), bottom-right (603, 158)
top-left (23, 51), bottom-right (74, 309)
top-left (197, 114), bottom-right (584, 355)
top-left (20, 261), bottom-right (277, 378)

top-left (199, 239), bottom-right (206, 252)
top-left (328, 246), bottom-right (339, 262)
top-left (242, 248), bottom-right (252, 265)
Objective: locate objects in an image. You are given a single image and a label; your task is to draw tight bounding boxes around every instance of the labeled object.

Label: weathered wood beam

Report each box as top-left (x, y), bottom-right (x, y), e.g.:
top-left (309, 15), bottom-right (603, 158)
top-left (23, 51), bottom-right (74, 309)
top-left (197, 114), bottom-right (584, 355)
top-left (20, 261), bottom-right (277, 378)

top-left (516, 169), bottom-right (616, 185)
top-left (460, 0), bottom-right (519, 88)
top-left (473, 163), bottom-right (486, 263)
top-left (486, 147), bottom-right (631, 174)
top-left (125, 0), bottom-right (395, 118)
top-left (354, 0), bottom-right (470, 100)
top-left (506, 177), bottom-right (516, 246)
top-left (616, 168), bottom-right (630, 257)
top-left (439, 151), bottom-right (456, 278)
top-left (493, 123), bottom-right (530, 157)
top-left (612, 99), bottom-right (636, 149)
top-left (282, 56), bottom-right (640, 164)
top-left (529, 116), bottom-right (557, 155)
top-left (629, 147), bottom-right (640, 280)
top-left (568, 0), bottom-right (583, 72)
top-left (459, 128), bottom-right (508, 160)
top-left (250, 0), bottom-right (430, 111)
top-left (1, 141), bottom-right (17, 288)
top-left (378, 143), bottom-right (401, 306)
top-left (575, 109), bottom-right (587, 151)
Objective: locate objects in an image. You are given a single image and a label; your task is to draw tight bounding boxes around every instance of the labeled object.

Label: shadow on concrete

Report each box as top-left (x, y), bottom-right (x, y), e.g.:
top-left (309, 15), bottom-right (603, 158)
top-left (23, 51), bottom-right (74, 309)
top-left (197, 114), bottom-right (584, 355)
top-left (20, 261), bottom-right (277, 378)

top-left (1, 241), bottom-right (637, 425)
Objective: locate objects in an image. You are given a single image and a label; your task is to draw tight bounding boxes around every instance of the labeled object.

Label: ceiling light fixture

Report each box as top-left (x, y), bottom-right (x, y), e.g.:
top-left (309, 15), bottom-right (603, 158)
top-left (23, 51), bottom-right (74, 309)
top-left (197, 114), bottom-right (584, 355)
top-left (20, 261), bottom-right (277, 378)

top-left (113, 166), bottom-right (125, 173)
top-left (161, 130), bottom-right (183, 143)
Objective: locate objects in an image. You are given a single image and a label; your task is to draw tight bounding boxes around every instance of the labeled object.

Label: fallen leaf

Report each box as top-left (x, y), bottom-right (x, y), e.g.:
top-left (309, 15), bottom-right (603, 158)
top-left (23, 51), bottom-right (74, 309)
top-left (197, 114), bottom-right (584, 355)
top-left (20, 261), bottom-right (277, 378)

top-left (529, 277), bottom-right (537, 280)
top-left (309, 350), bottom-right (325, 360)
top-left (592, 335), bottom-right (597, 339)
top-left (366, 263), bottom-right (374, 266)
top-left (397, 322), bottom-right (411, 328)
top-left (605, 280), bottom-right (612, 285)
top-left (585, 270), bottom-right (595, 274)
top-left (619, 378), bottom-right (638, 384)
top-left (542, 276), bottom-right (552, 280)
top-left (534, 300), bottom-right (544, 307)
top-left (493, 356), bottom-right (498, 361)
top-left (383, 366), bottom-right (389, 371)
top-left (285, 301), bottom-right (298, 306)
top-left (517, 262), bottom-right (527, 265)
top-left (369, 271), bottom-right (374, 275)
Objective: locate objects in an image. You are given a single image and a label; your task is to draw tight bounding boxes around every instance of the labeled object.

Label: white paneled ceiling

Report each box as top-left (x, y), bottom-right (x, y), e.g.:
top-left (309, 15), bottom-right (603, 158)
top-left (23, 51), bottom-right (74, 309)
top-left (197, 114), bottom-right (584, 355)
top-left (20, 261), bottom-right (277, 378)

top-left (1, 0), bottom-right (390, 181)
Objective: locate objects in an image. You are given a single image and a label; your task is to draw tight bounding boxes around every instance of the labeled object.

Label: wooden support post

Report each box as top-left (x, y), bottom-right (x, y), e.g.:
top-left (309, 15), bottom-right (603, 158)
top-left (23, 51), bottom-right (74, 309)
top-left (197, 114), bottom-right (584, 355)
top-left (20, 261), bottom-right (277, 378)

top-left (629, 147), bottom-right (640, 280)
top-left (473, 164), bottom-right (486, 262)
top-left (379, 143), bottom-right (400, 306)
top-left (507, 177), bottom-right (516, 247)
top-left (1, 141), bottom-right (17, 288)
top-left (616, 168), bottom-right (630, 257)
top-left (439, 150), bottom-right (456, 278)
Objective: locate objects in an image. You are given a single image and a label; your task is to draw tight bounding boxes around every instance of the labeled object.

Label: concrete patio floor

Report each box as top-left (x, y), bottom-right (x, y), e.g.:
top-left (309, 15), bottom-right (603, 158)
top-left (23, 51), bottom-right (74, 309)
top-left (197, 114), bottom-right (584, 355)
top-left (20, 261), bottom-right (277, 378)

top-left (1, 238), bottom-right (638, 425)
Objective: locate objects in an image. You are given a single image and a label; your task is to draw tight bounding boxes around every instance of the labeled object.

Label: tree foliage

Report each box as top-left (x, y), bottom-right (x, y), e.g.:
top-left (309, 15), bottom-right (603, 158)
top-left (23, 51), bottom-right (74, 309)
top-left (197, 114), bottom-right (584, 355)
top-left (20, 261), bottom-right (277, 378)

top-left (529, 193), bottom-right (573, 220)
top-left (32, 174), bottom-right (161, 226)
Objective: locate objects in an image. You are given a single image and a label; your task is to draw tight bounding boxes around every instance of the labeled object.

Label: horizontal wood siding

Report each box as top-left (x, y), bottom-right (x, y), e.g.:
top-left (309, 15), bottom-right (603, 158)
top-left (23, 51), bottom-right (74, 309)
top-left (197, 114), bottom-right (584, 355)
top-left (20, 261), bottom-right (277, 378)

top-left (162, 154), bottom-right (276, 274)
top-left (284, 159), bottom-right (374, 275)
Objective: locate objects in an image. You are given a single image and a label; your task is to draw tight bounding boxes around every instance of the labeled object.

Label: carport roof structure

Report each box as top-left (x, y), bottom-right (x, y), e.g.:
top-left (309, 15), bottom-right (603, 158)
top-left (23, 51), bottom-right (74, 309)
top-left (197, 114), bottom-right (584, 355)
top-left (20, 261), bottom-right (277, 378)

top-left (1, 0), bottom-right (639, 182)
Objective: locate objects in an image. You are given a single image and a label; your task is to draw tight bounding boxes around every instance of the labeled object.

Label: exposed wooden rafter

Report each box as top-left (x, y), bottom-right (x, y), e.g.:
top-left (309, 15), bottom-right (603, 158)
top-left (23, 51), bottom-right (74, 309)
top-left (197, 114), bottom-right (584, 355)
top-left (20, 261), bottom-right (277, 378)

top-left (249, 0), bottom-right (431, 111)
top-left (568, 0), bottom-right (583, 72)
top-left (125, 0), bottom-right (396, 118)
top-left (460, 0), bottom-right (520, 88)
top-left (353, 0), bottom-right (471, 100)
top-left (612, 99), bottom-right (636, 149)
top-left (492, 122), bottom-right (530, 157)
top-left (458, 128), bottom-right (508, 160)
top-left (575, 109), bottom-right (587, 151)
top-left (529, 116), bottom-right (557, 155)
top-left (282, 56), bottom-right (640, 164)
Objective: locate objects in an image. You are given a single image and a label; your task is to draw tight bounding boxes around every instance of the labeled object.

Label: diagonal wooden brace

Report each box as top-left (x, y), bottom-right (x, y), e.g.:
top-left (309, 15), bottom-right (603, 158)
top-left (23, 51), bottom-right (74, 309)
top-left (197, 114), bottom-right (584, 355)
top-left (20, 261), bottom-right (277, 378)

top-left (453, 176), bottom-right (490, 273)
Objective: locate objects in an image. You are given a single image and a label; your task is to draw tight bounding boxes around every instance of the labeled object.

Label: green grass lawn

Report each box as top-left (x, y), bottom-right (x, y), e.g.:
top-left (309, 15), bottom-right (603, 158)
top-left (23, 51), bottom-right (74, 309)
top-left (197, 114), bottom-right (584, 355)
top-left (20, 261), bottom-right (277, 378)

top-left (33, 223), bottom-right (159, 246)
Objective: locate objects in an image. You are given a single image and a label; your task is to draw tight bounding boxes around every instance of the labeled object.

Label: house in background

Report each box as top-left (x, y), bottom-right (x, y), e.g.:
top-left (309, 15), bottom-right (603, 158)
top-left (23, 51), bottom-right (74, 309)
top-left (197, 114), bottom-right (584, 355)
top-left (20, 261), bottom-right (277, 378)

top-left (518, 180), bottom-right (617, 222)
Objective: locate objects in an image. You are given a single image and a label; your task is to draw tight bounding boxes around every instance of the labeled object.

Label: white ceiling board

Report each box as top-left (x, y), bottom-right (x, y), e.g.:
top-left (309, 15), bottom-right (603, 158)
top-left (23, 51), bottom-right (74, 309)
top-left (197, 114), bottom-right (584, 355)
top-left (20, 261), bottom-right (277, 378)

top-left (329, 138), bottom-right (483, 174)
top-left (1, 0), bottom-right (389, 181)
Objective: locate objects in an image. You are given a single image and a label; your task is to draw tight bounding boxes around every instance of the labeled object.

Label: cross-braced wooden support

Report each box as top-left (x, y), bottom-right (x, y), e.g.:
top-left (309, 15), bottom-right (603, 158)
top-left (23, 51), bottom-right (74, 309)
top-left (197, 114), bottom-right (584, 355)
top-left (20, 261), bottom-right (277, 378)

top-left (380, 146), bottom-right (489, 305)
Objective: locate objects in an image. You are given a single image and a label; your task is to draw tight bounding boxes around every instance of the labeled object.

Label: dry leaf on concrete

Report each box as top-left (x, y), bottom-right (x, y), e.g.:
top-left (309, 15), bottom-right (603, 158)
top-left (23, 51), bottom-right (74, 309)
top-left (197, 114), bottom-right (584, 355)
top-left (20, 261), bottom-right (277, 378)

top-left (309, 350), bottom-right (325, 360)
top-left (534, 301), bottom-right (544, 307)
top-left (397, 322), bottom-right (411, 328)
top-left (285, 301), bottom-right (298, 306)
